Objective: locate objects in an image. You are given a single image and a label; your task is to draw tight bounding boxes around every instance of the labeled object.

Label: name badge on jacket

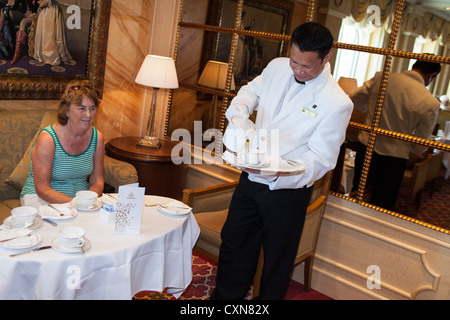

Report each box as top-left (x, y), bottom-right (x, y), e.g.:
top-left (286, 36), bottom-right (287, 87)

top-left (301, 106), bottom-right (317, 118)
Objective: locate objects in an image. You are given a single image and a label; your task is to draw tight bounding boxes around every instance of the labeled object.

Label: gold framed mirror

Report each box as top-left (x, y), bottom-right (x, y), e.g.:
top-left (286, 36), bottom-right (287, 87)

top-left (167, 0), bottom-right (450, 234)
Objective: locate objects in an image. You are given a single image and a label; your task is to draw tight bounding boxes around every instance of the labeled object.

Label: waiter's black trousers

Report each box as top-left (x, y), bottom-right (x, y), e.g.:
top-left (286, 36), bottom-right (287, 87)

top-left (211, 172), bottom-right (313, 300)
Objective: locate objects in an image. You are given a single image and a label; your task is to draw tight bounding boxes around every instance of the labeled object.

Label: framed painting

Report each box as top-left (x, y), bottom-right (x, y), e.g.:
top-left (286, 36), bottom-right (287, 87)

top-left (0, 0), bottom-right (111, 99)
top-left (202, 0), bottom-right (293, 89)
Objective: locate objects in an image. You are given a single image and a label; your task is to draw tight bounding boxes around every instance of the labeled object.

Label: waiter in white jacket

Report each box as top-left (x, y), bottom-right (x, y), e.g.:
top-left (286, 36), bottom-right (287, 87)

top-left (211, 22), bottom-right (353, 300)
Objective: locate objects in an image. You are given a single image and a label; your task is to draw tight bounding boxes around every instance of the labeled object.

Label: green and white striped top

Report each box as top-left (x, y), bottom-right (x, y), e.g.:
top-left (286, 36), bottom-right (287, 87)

top-left (21, 124), bottom-right (98, 198)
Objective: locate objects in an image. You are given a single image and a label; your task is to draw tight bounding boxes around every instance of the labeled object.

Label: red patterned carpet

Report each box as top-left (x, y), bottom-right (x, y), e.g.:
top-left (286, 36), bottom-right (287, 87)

top-left (134, 251), bottom-right (332, 300)
top-left (395, 174), bottom-right (450, 231)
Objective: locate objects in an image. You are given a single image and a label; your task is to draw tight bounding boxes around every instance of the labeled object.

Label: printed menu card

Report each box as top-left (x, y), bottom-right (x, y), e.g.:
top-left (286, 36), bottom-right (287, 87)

top-left (114, 183), bottom-right (145, 234)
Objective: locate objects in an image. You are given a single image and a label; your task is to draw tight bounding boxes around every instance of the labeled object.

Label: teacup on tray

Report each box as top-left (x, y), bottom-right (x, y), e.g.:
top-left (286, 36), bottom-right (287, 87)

top-left (75, 190), bottom-right (98, 209)
top-left (10, 206), bottom-right (37, 228)
top-left (244, 149), bottom-right (265, 165)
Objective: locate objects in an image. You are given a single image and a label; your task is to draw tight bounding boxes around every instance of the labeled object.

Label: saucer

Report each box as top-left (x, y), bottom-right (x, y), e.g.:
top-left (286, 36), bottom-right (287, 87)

top-left (70, 199), bottom-right (102, 211)
top-left (3, 215), bottom-right (42, 229)
top-left (39, 204), bottom-right (77, 220)
top-left (0, 232), bottom-right (42, 249)
top-left (51, 237), bottom-right (91, 254)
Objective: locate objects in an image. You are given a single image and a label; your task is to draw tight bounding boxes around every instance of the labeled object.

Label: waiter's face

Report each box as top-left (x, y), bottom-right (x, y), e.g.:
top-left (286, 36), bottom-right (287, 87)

top-left (289, 44), bottom-right (331, 82)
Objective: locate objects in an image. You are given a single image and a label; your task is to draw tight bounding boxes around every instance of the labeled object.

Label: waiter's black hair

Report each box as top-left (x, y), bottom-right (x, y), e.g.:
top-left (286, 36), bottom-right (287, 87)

top-left (291, 22), bottom-right (333, 61)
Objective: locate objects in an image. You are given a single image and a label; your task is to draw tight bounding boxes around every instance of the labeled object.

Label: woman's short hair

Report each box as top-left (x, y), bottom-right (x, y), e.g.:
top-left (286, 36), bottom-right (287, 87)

top-left (57, 81), bottom-right (100, 125)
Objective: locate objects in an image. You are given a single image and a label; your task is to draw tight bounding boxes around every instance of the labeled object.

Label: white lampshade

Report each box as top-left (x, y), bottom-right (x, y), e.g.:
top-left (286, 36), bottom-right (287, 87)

top-left (135, 55), bottom-right (179, 89)
top-left (198, 60), bottom-right (235, 90)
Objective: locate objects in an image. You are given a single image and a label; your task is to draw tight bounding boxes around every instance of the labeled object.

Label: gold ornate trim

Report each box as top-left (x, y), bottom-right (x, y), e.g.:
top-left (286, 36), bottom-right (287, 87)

top-left (348, 122), bottom-right (450, 152)
top-left (178, 22), bottom-right (291, 42)
top-left (331, 192), bottom-right (450, 235)
top-left (179, 82), bottom-right (236, 99)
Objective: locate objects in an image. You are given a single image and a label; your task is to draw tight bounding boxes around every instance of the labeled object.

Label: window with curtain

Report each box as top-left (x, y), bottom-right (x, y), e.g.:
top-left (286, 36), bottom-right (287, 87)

top-left (333, 16), bottom-right (386, 86)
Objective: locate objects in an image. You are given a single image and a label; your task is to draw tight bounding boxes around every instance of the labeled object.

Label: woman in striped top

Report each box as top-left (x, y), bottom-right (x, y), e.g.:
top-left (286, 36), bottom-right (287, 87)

top-left (20, 81), bottom-right (104, 207)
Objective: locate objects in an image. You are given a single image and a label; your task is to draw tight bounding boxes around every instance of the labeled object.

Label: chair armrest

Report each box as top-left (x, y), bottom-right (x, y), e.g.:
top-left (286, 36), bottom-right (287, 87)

top-left (103, 155), bottom-right (139, 192)
top-left (182, 181), bottom-right (238, 213)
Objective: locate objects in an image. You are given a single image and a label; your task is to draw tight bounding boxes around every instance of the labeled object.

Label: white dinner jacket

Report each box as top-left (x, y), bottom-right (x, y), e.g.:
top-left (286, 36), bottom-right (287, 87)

top-left (226, 57), bottom-right (354, 190)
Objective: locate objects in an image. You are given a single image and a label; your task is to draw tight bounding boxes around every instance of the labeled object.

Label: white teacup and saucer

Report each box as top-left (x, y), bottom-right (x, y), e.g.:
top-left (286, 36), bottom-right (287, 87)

top-left (70, 191), bottom-right (101, 211)
top-left (3, 206), bottom-right (42, 229)
top-left (52, 226), bottom-right (90, 253)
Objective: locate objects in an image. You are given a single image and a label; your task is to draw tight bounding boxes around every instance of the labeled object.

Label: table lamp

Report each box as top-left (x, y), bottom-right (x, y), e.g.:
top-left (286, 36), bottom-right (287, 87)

top-left (198, 60), bottom-right (235, 134)
top-left (135, 54), bottom-right (179, 149)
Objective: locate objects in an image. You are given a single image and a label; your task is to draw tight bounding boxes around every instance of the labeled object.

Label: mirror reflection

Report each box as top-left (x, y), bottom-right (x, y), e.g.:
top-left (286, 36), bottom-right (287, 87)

top-left (170, 0), bottom-right (450, 232)
top-left (347, 57), bottom-right (443, 209)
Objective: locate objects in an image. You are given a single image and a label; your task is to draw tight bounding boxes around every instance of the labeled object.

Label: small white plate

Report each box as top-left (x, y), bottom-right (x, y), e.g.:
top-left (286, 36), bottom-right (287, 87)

top-left (39, 204), bottom-right (77, 220)
top-left (157, 202), bottom-right (191, 217)
top-left (70, 199), bottom-right (102, 212)
top-left (51, 237), bottom-right (91, 254)
top-left (0, 232), bottom-right (42, 249)
top-left (3, 215), bottom-right (42, 229)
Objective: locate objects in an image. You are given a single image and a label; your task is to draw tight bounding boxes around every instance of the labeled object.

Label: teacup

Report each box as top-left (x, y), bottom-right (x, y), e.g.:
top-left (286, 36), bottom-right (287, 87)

top-left (245, 149), bottom-right (265, 165)
top-left (59, 226), bottom-right (85, 248)
top-left (75, 190), bottom-right (98, 209)
top-left (11, 206), bottom-right (37, 228)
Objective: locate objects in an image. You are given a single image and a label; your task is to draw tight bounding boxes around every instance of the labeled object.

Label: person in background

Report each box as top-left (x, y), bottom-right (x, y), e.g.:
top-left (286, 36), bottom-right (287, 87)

top-left (350, 59), bottom-right (441, 211)
top-left (211, 22), bottom-right (353, 300)
top-left (439, 95), bottom-right (449, 111)
top-left (9, 0), bottom-right (39, 64)
top-left (33, 0), bottom-right (71, 65)
top-left (20, 81), bottom-right (104, 208)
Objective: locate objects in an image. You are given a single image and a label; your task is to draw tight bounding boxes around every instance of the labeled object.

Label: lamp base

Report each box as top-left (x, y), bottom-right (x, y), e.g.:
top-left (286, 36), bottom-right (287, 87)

top-left (136, 136), bottom-right (162, 149)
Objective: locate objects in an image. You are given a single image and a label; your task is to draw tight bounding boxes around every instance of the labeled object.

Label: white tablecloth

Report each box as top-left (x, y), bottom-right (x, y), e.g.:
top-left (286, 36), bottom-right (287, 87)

top-left (0, 195), bottom-right (200, 300)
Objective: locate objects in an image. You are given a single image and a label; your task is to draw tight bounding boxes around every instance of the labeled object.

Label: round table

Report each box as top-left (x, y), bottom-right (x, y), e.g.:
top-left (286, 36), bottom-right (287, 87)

top-left (0, 195), bottom-right (200, 300)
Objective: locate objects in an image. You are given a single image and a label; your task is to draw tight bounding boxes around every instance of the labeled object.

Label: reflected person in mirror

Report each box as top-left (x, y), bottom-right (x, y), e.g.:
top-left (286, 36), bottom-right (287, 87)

top-left (211, 22), bottom-right (353, 300)
top-left (439, 95), bottom-right (449, 111)
top-left (20, 81), bottom-right (104, 208)
top-left (350, 58), bottom-right (441, 211)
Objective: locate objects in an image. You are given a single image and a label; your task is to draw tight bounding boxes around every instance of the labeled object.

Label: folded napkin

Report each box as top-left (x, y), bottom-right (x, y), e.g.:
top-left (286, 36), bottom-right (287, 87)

top-left (0, 229), bottom-right (32, 241)
top-left (101, 193), bottom-right (118, 204)
top-left (39, 203), bottom-right (75, 218)
top-left (0, 229), bottom-right (36, 247)
top-left (158, 201), bottom-right (192, 215)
